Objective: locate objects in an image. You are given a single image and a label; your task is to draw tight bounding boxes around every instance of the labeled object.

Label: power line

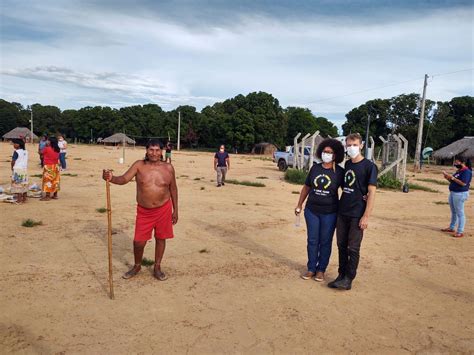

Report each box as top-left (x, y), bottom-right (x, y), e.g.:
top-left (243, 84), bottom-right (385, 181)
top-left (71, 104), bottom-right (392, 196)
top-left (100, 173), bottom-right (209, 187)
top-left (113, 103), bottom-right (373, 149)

top-left (303, 68), bottom-right (474, 105)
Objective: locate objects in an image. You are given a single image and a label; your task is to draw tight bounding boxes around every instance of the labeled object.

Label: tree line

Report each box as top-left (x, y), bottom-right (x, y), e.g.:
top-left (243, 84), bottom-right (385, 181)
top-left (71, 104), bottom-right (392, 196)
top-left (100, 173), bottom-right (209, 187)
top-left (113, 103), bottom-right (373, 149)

top-left (0, 91), bottom-right (472, 155)
top-left (342, 94), bottom-right (473, 156)
top-left (0, 92), bottom-right (337, 152)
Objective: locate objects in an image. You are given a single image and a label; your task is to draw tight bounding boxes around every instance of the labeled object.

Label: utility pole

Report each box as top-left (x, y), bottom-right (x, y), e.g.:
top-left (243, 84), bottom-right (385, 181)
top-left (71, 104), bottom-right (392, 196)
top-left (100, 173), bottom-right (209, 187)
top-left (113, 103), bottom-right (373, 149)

top-left (364, 106), bottom-right (372, 158)
top-left (177, 111), bottom-right (181, 151)
top-left (29, 106), bottom-right (34, 142)
top-left (414, 74), bottom-right (429, 172)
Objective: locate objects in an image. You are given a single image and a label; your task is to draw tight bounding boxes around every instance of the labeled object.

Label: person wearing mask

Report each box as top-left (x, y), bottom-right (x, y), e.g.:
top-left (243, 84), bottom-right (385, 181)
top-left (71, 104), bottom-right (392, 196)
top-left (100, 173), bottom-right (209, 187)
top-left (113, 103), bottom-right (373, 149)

top-left (295, 139), bottom-right (345, 282)
top-left (441, 157), bottom-right (472, 238)
top-left (40, 137), bottom-right (61, 201)
top-left (58, 135), bottom-right (68, 170)
top-left (214, 145), bottom-right (230, 187)
top-left (10, 139), bottom-right (29, 204)
top-left (328, 133), bottom-right (378, 291)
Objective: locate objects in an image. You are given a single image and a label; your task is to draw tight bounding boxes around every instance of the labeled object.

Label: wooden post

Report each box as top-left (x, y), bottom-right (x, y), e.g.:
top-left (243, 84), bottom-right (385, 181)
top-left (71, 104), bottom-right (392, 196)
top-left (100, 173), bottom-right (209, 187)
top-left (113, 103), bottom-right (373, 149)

top-left (369, 136), bottom-right (375, 161)
top-left (414, 74), bottom-right (429, 171)
top-left (398, 134), bottom-right (409, 187)
top-left (105, 180), bottom-right (114, 300)
top-left (300, 133), bottom-right (311, 170)
top-left (392, 134), bottom-right (402, 179)
top-left (293, 133), bottom-right (301, 169)
top-left (309, 130), bottom-right (320, 168)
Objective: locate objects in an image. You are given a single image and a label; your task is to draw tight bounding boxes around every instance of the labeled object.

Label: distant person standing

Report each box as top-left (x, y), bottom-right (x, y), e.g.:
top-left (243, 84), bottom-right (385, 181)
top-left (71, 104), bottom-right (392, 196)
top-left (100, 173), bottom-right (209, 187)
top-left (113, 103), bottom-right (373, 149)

top-left (38, 135), bottom-right (48, 167)
top-left (165, 141), bottom-right (172, 163)
top-left (441, 157), bottom-right (472, 238)
top-left (10, 139), bottom-right (29, 204)
top-left (214, 145), bottom-right (230, 187)
top-left (40, 137), bottom-right (60, 201)
top-left (328, 133), bottom-right (377, 291)
top-left (58, 135), bottom-right (68, 170)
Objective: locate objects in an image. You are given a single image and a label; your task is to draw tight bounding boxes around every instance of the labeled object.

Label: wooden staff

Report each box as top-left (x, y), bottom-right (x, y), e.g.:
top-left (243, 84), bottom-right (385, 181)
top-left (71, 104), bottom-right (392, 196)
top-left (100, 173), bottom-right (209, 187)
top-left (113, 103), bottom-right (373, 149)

top-left (106, 178), bottom-right (115, 300)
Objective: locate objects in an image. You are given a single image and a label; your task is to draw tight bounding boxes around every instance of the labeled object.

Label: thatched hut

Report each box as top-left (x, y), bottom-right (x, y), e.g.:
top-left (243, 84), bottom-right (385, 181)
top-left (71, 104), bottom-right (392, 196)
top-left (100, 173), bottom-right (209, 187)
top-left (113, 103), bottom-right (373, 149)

top-left (433, 136), bottom-right (474, 163)
top-left (2, 127), bottom-right (38, 142)
top-left (251, 143), bottom-right (278, 155)
top-left (101, 133), bottom-right (136, 146)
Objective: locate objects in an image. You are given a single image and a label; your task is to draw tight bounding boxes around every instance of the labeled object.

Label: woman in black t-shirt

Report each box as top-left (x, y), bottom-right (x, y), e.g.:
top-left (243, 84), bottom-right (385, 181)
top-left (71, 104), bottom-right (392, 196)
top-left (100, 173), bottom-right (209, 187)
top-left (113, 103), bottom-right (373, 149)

top-left (295, 139), bottom-right (345, 282)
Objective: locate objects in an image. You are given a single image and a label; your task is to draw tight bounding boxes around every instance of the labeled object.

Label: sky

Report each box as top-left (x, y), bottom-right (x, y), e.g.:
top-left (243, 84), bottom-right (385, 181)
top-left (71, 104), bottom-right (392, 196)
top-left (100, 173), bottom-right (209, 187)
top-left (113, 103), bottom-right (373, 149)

top-left (0, 0), bottom-right (473, 128)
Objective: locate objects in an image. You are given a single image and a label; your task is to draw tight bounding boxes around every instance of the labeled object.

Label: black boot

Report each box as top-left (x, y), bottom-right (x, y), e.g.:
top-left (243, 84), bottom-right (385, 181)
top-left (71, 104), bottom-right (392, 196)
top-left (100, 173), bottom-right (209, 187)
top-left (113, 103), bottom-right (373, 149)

top-left (334, 276), bottom-right (352, 290)
top-left (328, 274), bottom-right (345, 288)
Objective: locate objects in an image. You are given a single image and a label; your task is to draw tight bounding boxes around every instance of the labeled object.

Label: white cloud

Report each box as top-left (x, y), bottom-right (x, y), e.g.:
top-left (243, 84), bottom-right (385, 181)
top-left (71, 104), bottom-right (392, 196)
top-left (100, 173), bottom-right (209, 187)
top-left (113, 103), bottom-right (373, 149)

top-left (0, 1), bottom-right (472, 120)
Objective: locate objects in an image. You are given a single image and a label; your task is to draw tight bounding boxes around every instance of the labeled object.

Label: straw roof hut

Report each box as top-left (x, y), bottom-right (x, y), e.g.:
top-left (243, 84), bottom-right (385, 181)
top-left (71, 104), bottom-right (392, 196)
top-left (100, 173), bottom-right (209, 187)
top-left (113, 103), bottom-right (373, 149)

top-left (101, 133), bottom-right (135, 145)
top-left (2, 127), bottom-right (38, 142)
top-left (251, 142), bottom-right (278, 155)
top-left (433, 137), bottom-right (474, 161)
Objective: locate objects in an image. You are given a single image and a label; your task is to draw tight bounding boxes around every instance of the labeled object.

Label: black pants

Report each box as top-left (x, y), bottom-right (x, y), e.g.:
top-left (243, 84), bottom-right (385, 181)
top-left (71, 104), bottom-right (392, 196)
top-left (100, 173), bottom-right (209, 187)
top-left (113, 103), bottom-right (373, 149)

top-left (336, 214), bottom-right (364, 280)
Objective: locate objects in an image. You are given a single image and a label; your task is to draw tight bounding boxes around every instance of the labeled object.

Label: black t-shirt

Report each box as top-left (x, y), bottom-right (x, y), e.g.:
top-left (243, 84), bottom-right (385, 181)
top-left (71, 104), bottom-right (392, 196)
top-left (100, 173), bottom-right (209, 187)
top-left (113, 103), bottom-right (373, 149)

top-left (214, 151), bottom-right (229, 167)
top-left (339, 158), bottom-right (378, 218)
top-left (305, 163), bottom-right (344, 214)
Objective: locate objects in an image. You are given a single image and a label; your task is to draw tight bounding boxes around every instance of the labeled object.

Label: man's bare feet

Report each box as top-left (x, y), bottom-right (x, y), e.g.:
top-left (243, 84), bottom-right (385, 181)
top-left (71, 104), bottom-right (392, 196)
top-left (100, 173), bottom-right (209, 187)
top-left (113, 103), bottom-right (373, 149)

top-left (301, 271), bottom-right (315, 280)
top-left (314, 271), bottom-right (325, 282)
top-left (39, 196), bottom-right (51, 201)
top-left (154, 265), bottom-right (168, 281)
top-left (122, 265), bottom-right (141, 279)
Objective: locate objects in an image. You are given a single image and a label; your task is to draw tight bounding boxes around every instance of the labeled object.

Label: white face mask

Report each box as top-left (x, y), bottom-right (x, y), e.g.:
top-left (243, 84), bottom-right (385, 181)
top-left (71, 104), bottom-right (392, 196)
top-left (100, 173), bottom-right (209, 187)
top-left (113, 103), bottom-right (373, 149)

top-left (220, 148), bottom-right (224, 152)
top-left (321, 152), bottom-right (333, 163)
top-left (347, 146), bottom-right (360, 159)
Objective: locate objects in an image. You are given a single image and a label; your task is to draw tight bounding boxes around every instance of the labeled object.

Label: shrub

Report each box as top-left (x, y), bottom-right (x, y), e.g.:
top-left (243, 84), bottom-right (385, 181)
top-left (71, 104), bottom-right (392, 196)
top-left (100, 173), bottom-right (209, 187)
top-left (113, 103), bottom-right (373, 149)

top-left (141, 257), bottom-right (154, 266)
top-left (408, 183), bottom-right (439, 193)
top-left (225, 179), bottom-right (265, 187)
top-left (22, 219), bottom-right (43, 227)
top-left (284, 169), bottom-right (307, 185)
top-left (416, 178), bottom-right (448, 186)
top-left (377, 173), bottom-right (402, 190)
top-left (96, 207), bottom-right (107, 213)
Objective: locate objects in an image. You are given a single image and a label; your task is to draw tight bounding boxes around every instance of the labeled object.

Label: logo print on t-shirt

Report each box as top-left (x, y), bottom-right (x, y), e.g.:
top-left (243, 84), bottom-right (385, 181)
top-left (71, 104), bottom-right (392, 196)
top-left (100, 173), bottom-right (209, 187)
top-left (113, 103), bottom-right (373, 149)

top-left (314, 174), bottom-right (331, 190)
top-left (345, 170), bottom-right (356, 187)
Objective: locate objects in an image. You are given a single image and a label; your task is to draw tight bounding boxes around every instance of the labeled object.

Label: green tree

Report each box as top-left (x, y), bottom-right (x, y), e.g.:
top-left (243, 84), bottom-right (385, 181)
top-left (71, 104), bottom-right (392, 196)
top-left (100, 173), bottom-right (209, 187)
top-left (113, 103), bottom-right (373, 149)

top-left (342, 98), bottom-right (391, 140)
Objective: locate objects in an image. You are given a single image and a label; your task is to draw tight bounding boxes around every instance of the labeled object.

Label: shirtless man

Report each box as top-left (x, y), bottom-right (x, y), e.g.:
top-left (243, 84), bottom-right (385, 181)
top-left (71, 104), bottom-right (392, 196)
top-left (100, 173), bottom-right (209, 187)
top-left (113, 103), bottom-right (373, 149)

top-left (102, 139), bottom-right (178, 281)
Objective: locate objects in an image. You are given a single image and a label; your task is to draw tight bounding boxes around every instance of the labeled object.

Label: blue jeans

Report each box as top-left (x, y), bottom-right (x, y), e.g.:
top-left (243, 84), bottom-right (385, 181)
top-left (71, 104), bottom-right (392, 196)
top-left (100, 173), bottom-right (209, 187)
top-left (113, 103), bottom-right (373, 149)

top-left (59, 153), bottom-right (67, 169)
top-left (449, 191), bottom-right (469, 233)
top-left (304, 209), bottom-right (337, 273)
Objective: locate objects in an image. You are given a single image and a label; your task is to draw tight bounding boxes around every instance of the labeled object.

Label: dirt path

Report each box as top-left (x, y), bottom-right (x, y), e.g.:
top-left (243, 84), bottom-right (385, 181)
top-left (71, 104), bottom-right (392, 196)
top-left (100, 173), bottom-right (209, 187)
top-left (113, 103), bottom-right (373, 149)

top-left (0, 143), bottom-right (472, 353)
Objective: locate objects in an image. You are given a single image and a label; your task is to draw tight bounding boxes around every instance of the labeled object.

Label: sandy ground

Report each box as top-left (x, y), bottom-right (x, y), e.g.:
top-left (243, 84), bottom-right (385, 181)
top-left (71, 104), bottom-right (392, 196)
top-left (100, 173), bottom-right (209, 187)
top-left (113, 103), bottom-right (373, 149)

top-left (0, 142), bottom-right (473, 354)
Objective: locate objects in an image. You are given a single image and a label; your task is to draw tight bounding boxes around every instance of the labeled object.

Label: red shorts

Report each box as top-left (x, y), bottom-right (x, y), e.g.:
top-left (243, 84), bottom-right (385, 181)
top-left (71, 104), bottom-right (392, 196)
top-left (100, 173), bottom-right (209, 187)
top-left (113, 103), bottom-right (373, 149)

top-left (134, 200), bottom-right (174, 242)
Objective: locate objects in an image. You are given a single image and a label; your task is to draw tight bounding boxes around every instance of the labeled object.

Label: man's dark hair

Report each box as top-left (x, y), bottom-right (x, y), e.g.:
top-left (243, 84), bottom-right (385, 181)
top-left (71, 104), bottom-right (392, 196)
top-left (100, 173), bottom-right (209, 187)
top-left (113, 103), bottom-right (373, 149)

top-left (146, 139), bottom-right (163, 149)
top-left (12, 138), bottom-right (25, 150)
top-left (49, 137), bottom-right (60, 153)
top-left (316, 138), bottom-right (345, 164)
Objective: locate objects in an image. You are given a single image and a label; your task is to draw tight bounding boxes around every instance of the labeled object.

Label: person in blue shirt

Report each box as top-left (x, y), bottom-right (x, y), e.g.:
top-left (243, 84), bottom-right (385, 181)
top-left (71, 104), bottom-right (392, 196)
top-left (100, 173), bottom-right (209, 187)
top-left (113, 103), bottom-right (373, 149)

top-left (214, 145), bottom-right (230, 187)
top-left (295, 139), bottom-right (345, 282)
top-left (441, 157), bottom-right (472, 238)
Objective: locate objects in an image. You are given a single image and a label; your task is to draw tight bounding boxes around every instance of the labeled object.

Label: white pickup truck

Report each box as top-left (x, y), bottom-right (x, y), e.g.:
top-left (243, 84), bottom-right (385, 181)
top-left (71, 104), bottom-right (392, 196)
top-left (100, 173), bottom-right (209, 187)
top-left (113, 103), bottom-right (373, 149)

top-left (273, 146), bottom-right (312, 171)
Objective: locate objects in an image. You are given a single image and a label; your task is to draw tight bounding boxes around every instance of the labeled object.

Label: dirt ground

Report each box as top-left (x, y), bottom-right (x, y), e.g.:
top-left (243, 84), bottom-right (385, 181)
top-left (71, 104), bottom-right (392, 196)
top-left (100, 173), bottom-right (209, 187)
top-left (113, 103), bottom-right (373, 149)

top-left (0, 142), bottom-right (473, 354)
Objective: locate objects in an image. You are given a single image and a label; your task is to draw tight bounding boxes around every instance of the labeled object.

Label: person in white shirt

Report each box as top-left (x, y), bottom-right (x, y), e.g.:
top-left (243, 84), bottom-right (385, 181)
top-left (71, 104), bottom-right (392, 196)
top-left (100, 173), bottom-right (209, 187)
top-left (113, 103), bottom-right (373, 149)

top-left (11, 139), bottom-right (29, 203)
top-left (58, 135), bottom-right (68, 170)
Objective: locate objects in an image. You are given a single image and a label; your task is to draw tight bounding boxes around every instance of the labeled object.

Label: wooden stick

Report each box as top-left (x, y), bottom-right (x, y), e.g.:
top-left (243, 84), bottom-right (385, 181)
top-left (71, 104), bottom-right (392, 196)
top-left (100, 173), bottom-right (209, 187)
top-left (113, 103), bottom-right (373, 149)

top-left (106, 179), bottom-right (115, 300)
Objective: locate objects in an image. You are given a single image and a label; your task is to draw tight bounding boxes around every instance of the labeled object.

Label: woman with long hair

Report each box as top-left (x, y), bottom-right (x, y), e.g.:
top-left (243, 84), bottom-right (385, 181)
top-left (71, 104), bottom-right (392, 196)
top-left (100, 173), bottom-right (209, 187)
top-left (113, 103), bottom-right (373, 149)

top-left (294, 138), bottom-right (345, 282)
top-left (40, 137), bottom-right (61, 201)
top-left (441, 157), bottom-right (472, 238)
top-left (10, 138), bottom-right (29, 203)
